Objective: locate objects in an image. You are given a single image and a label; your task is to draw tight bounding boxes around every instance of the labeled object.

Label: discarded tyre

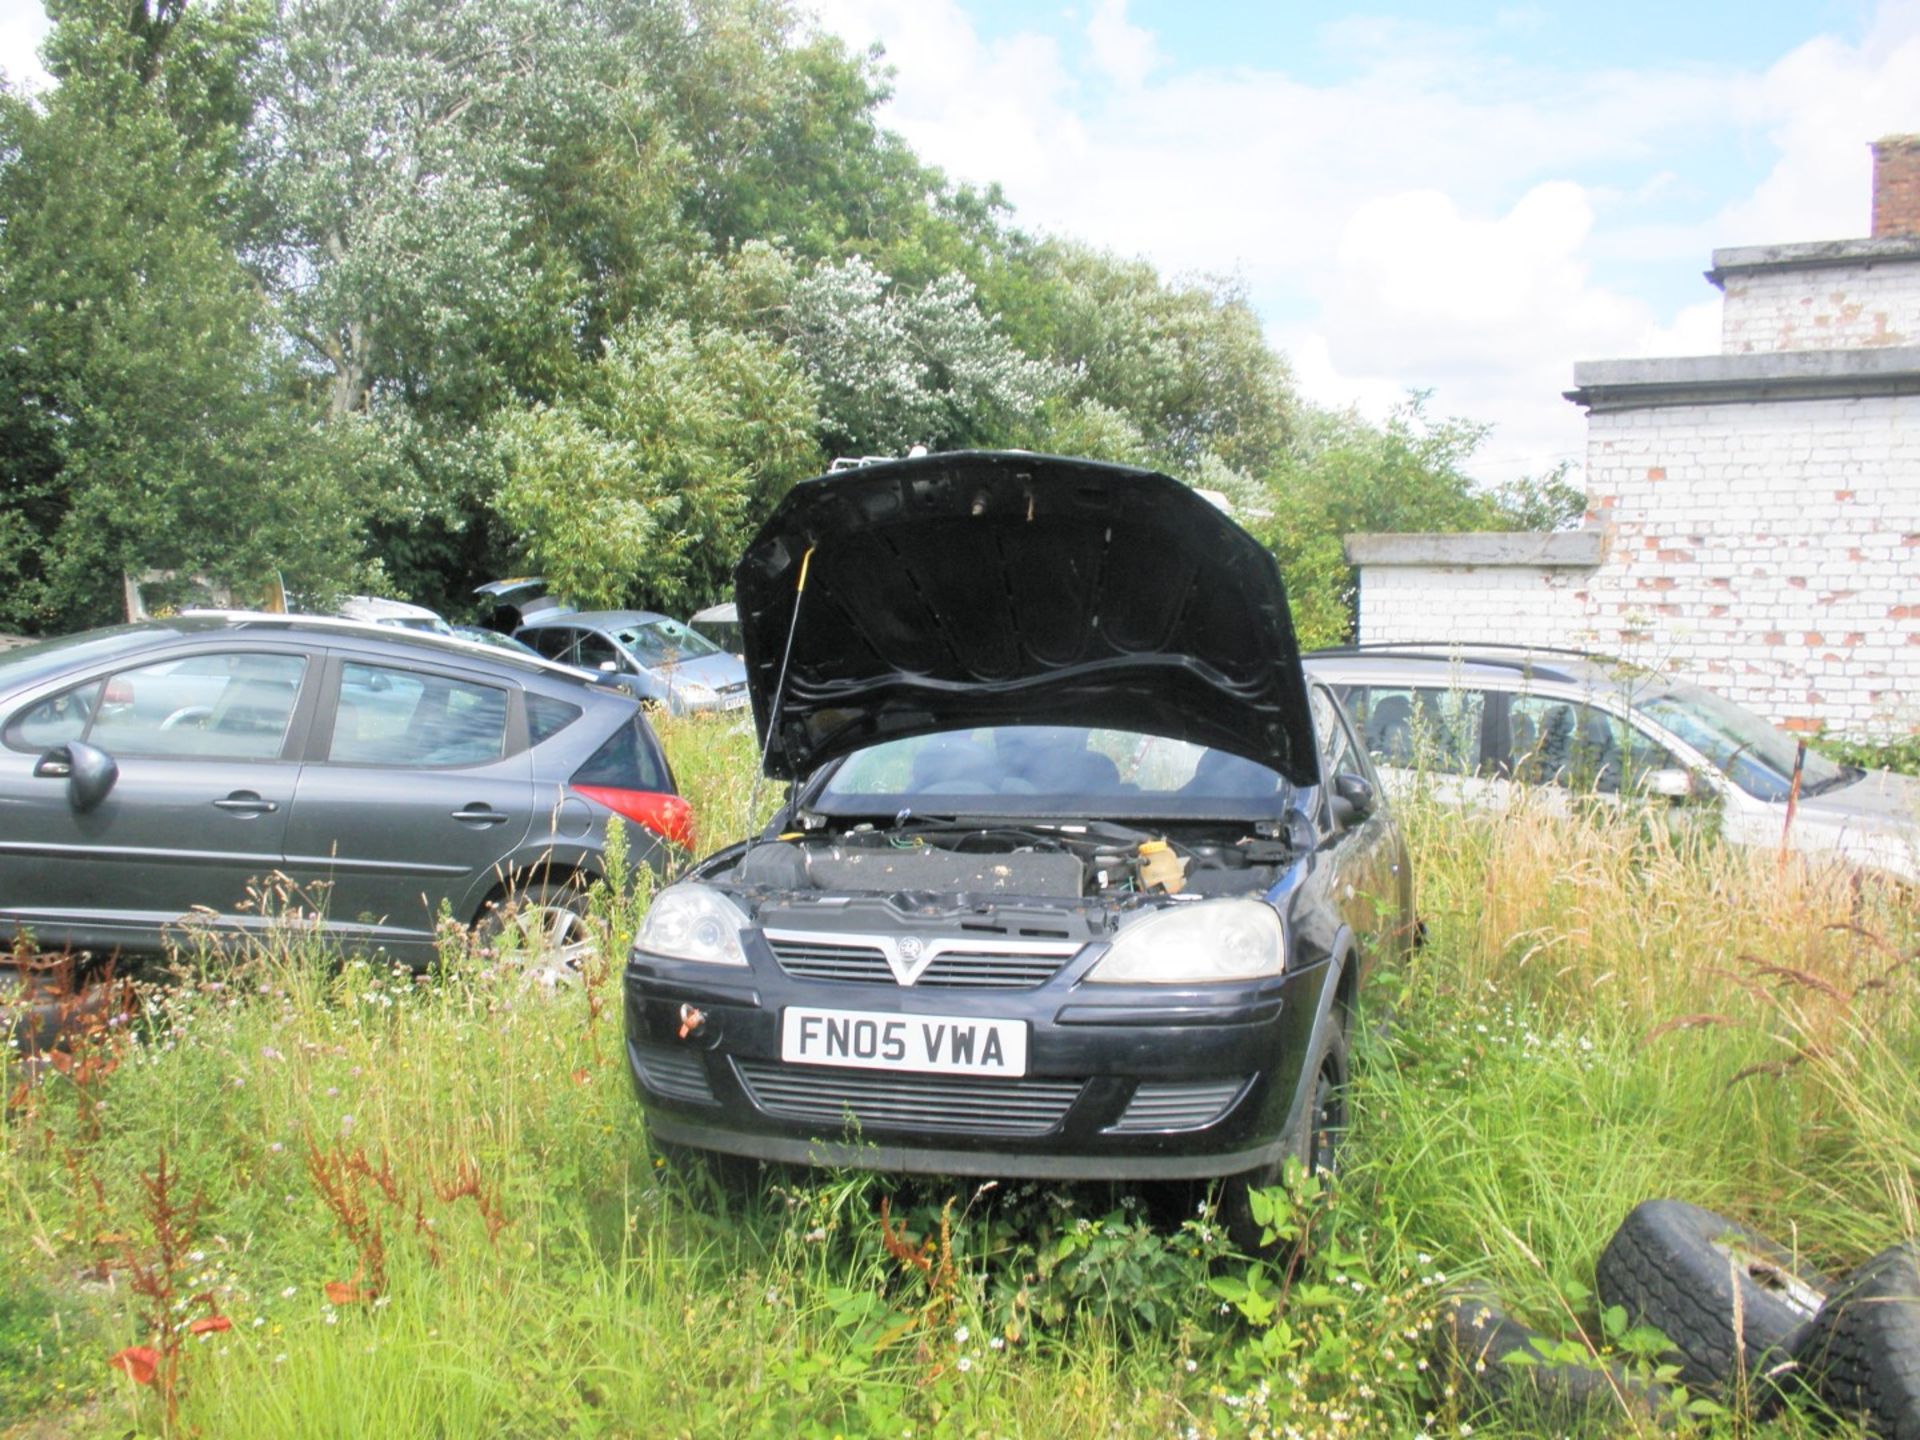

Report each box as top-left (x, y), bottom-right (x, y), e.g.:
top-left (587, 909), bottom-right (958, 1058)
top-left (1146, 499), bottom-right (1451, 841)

top-left (1, 957), bottom-right (129, 1057)
top-left (1595, 1198), bottom-right (1826, 1397)
top-left (1792, 1240), bottom-right (1920, 1439)
top-left (1440, 1288), bottom-right (1666, 1428)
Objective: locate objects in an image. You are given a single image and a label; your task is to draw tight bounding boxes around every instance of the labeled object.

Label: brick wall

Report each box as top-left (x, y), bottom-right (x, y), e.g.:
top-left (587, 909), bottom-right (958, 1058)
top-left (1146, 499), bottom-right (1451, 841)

top-left (1354, 564), bottom-right (1595, 651)
top-left (1872, 135), bottom-right (1920, 239)
top-left (1579, 394), bottom-right (1920, 736)
top-left (1720, 261), bottom-right (1920, 353)
top-left (1351, 391), bottom-right (1920, 739)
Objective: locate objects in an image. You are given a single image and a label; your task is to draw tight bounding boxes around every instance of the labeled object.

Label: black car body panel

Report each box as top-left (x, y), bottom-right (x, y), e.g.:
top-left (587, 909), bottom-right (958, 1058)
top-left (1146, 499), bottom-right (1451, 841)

top-left (735, 451), bottom-right (1318, 786)
top-left (0, 615), bottom-right (681, 964)
top-left (625, 454), bottom-right (1412, 1188)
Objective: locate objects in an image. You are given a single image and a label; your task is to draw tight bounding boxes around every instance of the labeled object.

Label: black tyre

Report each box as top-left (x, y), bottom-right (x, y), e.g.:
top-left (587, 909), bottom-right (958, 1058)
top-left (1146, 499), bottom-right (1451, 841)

top-left (1442, 1288), bottom-right (1667, 1428)
top-left (1793, 1240), bottom-right (1920, 1439)
top-left (1, 959), bottom-right (126, 1055)
top-left (1220, 1021), bottom-right (1348, 1254)
top-left (1595, 1198), bottom-right (1827, 1397)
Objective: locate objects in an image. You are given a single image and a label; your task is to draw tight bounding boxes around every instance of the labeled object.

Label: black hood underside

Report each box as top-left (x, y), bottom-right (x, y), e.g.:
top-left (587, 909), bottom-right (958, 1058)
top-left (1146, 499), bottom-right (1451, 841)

top-left (735, 451), bottom-right (1318, 787)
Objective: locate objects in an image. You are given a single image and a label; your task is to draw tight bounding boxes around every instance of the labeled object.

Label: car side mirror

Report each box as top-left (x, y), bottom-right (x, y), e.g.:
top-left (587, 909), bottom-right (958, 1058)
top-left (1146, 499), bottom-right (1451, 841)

top-left (1644, 767), bottom-right (1697, 802)
top-left (1329, 771), bottom-right (1375, 826)
top-left (37, 741), bottom-right (119, 812)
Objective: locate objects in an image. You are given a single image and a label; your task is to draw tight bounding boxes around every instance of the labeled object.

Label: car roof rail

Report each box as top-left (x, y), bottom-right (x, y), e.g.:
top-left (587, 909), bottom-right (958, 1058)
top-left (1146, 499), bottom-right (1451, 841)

top-left (826, 444), bottom-right (930, 473)
top-left (1307, 640), bottom-right (1612, 662)
top-left (1303, 640), bottom-right (1631, 683)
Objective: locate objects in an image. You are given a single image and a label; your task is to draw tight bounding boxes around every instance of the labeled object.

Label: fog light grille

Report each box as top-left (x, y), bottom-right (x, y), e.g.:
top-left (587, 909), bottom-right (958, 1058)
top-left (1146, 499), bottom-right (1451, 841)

top-left (629, 1038), bottom-right (716, 1105)
top-left (1106, 1078), bottom-right (1248, 1133)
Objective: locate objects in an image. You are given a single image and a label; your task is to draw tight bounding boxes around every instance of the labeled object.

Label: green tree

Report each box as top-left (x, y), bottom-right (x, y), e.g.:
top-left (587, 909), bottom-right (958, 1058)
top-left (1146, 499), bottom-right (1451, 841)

top-left (494, 317), bottom-right (818, 611)
top-left (1250, 394), bottom-right (1574, 648)
top-left (0, 0), bottom-right (363, 631)
top-left (990, 240), bottom-right (1296, 477)
top-left (782, 256), bottom-right (1060, 455)
top-left (249, 0), bottom-right (595, 423)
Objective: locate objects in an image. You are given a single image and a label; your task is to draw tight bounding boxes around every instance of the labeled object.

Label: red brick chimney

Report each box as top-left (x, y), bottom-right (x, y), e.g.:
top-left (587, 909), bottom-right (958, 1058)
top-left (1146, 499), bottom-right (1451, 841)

top-left (1870, 134), bottom-right (1920, 237)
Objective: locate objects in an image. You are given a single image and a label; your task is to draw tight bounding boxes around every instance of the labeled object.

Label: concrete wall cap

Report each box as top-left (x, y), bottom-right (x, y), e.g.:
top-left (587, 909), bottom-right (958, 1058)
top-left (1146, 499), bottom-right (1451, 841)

top-left (1342, 530), bottom-right (1604, 569)
top-left (1707, 236), bottom-right (1920, 287)
top-left (1566, 346), bottom-right (1920, 411)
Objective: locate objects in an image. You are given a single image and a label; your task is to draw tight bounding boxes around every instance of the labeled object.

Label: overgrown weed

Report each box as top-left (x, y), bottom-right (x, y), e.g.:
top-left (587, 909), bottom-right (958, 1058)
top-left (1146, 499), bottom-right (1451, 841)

top-left (0, 735), bottom-right (1911, 1435)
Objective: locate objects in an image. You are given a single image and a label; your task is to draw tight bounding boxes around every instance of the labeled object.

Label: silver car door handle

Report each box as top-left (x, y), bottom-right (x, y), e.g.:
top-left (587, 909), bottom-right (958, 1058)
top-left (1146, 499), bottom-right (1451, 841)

top-left (213, 793), bottom-right (279, 815)
top-left (450, 806), bottom-right (512, 826)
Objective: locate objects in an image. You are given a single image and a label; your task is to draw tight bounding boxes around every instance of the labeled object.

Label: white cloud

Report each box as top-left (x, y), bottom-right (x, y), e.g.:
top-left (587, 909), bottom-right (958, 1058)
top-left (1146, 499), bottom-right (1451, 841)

top-left (1714, 15), bottom-right (1920, 244)
top-left (0, 0), bottom-right (50, 92)
top-left (1085, 0), bottom-right (1156, 89)
top-left (803, 0), bottom-right (1920, 490)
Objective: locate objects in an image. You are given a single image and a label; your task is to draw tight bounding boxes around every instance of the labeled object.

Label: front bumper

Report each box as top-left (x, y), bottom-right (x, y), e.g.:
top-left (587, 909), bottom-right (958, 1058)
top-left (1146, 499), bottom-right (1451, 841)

top-left (623, 936), bottom-right (1331, 1182)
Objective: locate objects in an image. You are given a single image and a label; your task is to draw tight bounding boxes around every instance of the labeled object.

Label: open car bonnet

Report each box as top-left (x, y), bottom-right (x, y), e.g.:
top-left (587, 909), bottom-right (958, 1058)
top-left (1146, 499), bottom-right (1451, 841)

top-left (735, 451), bottom-right (1318, 786)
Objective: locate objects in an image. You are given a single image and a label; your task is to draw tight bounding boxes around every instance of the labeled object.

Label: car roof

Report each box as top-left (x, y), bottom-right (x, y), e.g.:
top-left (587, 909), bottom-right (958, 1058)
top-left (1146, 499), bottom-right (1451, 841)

top-left (173, 610), bottom-right (629, 691)
top-left (1304, 643), bottom-right (1651, 690)
top-left (518, 609), bottom-right (672, 630)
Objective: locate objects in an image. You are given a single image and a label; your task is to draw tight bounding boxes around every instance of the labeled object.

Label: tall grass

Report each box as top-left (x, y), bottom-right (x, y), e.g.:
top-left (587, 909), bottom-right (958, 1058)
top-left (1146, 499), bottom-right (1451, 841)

top-left (0, 721), bottom-right (1912, 1437)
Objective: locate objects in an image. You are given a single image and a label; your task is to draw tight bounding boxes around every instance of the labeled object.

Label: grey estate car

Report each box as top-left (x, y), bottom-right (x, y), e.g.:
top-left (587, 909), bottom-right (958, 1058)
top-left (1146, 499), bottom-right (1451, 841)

top-left (1306, 644), bottom-right (1920, 884)
top-left (516, 610), bottom-right (751, 716)
top-left (623, 452), bottom-right (1414, 1239)
top-left (0, 614), bottom-right (691, 969)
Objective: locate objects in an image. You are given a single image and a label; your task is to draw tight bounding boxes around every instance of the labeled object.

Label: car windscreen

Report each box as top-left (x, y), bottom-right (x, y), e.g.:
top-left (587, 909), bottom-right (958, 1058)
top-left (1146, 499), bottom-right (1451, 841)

top-left (615, 618), bottom-right (721, 666)
top-left (807, 725), bottom-right (1293, 820)
top-left (1638, 682), bottom-right (1848, 801)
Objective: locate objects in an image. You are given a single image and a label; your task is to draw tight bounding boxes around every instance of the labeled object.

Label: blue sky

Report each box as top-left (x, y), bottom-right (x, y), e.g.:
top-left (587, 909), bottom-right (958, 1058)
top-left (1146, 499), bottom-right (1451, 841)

top-left (815, 0), bottom-right (1920, 480)
top-left (4, 0), bottom-right (1916, 484)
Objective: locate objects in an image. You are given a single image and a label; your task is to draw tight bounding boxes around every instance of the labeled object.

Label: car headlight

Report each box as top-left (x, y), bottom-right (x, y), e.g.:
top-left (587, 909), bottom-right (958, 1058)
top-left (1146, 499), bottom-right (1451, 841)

top-left (675, 682), bottom-right (717, 703)
top-left (1084, 899), bottom-right (1285, 984)
top-left (635, 884), bottom-right (750, 967)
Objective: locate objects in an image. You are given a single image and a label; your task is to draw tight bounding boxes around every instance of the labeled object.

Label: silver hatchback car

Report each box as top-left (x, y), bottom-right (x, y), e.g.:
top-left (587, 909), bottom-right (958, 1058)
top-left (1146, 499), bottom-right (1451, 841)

top-left (516, 611), bottom-right (750, 716)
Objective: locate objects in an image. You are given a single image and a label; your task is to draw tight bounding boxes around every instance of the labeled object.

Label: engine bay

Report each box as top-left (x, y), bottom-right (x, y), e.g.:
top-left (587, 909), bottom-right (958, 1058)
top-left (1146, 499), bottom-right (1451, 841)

top-left (716, 817), bottom-right (1302, 905)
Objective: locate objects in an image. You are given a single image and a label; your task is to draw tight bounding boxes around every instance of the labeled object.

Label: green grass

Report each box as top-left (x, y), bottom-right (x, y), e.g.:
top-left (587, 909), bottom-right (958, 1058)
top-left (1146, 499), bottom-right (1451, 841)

top-left (0, 719), bottom-right (1914, 1438)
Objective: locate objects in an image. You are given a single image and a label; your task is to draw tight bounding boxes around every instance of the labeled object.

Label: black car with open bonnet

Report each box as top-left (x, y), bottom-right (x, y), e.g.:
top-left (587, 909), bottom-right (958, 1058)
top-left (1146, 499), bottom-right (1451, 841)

top-left (623, 451), bottom-right (1411, 1224)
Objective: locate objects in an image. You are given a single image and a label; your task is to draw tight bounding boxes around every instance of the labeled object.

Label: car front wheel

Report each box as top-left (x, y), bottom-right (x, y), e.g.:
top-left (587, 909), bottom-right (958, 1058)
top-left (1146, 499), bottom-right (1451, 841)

top-left (1220, 1020), bottom-right (1349, 1254)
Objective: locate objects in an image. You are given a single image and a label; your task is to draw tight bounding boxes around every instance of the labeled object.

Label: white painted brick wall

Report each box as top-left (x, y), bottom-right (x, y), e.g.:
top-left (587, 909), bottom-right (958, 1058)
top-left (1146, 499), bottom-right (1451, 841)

top-left (1357, 241), bottom-right (1920, 741)
top-left (1579, 393), bottom-right (1920, 737)
top-left (1721, 260), bottom-right (1920, 354)
top-left (1355, 565), bottom-right (1595, 651)
top-left (1358, 393), bottom-right (1920, 739)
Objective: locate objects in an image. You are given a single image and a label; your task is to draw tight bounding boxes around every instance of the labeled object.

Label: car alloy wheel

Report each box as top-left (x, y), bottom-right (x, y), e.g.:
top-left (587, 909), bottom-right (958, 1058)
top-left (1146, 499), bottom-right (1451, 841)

top-left (480, 884), bottom-right (601, 990)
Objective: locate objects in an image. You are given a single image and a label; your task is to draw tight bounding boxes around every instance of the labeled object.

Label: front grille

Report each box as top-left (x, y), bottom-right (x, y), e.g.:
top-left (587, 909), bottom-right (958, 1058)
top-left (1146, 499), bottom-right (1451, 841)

top-left (629, 1039), bottom-right (717, 1105)
top-left (764, 931), bottom-right (1081, 989)
top-left (920, 951), bottom-right (1074, 987)
top-left (733, 1060), bottom-right (1083, 1137)
top-left (766, 936), bottom-right (892, 984)
top-left (1106, 1078), bottom-right (1248, 1133)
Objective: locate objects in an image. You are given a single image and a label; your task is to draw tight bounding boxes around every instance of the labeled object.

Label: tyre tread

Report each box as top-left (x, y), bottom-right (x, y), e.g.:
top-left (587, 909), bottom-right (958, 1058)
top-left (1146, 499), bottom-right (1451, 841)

top-left (1594, 1198), bottom-right (1823, 1396)
top-left (1793, 1241), bottom-right (1920, 1440)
